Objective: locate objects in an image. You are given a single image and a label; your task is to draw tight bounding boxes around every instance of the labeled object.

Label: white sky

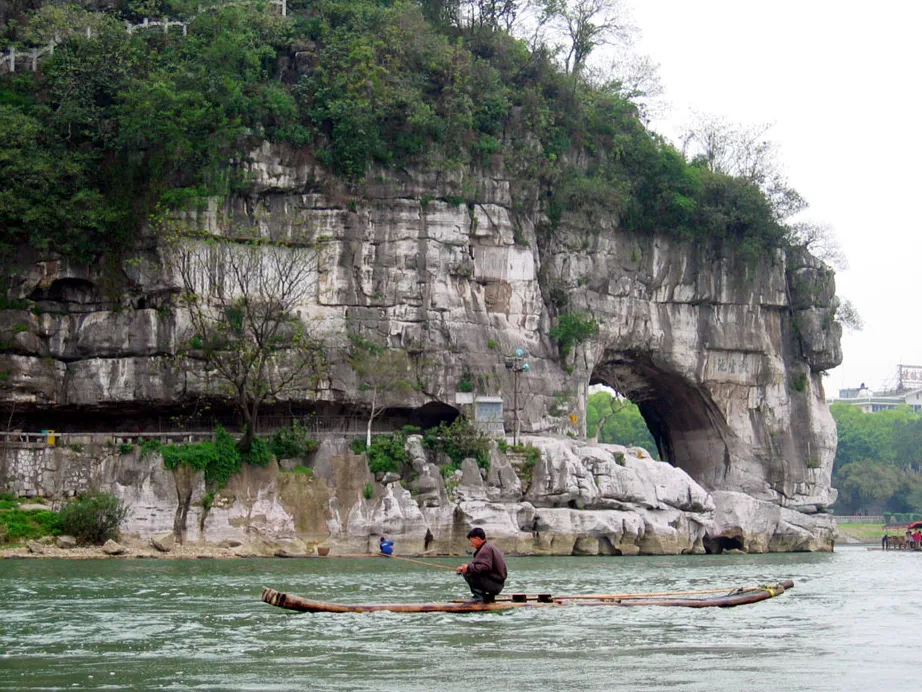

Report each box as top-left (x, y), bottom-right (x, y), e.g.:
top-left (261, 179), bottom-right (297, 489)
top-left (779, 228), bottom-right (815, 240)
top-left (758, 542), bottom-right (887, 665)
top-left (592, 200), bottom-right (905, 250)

top-left (627, 0), bottom-right (922, 396)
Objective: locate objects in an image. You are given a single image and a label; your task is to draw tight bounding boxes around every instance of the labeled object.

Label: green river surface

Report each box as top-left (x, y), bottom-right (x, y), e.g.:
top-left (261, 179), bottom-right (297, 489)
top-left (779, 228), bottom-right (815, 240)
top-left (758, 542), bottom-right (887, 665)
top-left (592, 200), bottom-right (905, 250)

top-left (1, 545), bottom-right (918, 691)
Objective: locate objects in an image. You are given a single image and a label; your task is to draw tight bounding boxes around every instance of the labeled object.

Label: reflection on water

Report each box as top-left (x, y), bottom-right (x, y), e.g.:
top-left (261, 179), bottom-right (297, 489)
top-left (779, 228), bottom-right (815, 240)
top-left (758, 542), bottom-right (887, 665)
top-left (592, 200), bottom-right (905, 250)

top-left (1, 547), bottom-right (919, 691)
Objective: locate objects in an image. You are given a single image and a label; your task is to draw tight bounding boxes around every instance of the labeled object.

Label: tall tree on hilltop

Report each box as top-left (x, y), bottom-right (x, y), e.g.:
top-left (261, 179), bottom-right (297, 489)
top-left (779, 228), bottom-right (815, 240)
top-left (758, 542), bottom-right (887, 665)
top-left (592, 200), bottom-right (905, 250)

top-left (169, 239), bottom-right (327, 451)
top-left (678, 112), bottom-right (807, 222)
top-left (538, 0), bottom-right (633, 75)
top-left (452, 0), bottom-right (522, 31)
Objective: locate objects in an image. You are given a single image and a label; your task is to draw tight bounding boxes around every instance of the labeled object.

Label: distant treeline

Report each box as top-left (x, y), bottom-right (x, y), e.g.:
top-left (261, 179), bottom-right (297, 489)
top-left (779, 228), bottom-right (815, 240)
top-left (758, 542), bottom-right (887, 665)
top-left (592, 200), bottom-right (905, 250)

top-left (831, 403), bottom-right (922, 515)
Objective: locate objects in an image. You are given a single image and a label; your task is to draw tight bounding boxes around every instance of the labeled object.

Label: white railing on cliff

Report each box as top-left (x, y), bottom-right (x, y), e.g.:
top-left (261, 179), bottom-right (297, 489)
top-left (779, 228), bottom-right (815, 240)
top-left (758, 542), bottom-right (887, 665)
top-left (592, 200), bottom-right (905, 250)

top-left (2, 41), bottom-right (56, 73)
top-left (124, 18), bottom-right (189, 37)
top-left (0, 418), bottom-right (397, 447)
top-left (834, 515), bottom-right (885, 524)
top-left (0, 0), bottom-right (287, 74)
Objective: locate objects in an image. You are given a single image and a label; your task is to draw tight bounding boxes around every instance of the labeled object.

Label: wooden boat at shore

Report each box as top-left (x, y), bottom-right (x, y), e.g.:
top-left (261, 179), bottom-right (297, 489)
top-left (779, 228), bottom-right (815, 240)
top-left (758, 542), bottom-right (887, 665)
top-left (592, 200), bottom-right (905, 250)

top-left (261, 580), bottom-right (794, 614)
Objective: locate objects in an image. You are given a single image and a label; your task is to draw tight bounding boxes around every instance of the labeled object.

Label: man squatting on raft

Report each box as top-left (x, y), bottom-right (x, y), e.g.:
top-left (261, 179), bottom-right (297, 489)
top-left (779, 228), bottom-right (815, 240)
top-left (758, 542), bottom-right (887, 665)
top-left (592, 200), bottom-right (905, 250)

top-left (455, 527), bottom-right (507, 603)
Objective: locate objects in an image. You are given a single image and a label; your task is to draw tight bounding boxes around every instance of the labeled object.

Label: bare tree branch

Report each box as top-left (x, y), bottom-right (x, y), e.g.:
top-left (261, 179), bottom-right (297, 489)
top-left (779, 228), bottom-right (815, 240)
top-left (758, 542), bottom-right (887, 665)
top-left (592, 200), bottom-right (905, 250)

top-left (168, 239), bottom-right (327, 449)
top-left (787, 220), bottom-right (848, 271)
top-left (587, 51), bottom-right (663, 121)
top-left (513, 0), bottom-right (633, 75)
top-left (835, 297), bottom-right (864, 332)
top-left (679, 114), bottom-right (809, 222)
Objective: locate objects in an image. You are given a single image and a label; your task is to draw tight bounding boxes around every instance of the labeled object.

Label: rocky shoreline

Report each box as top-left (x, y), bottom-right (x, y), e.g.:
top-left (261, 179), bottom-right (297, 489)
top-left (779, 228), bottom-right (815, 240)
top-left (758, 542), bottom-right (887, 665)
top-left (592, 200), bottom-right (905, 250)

top-left (1, 536), bottom-right (244, 560)
top-left (0, 535), bottom-right (408, 560)
top-left (2, 436), bottom-right (838, 557)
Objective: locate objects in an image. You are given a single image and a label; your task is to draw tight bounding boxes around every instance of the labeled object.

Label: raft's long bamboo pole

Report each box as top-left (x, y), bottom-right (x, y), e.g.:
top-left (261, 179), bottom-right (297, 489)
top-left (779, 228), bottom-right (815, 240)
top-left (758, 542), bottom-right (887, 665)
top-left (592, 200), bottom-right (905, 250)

top-left (496, 588), bottom-right (756, 601)
top-left (487, 580), bottom-right (795, 602)
top-left (261, 581), bottom-right (793, 613)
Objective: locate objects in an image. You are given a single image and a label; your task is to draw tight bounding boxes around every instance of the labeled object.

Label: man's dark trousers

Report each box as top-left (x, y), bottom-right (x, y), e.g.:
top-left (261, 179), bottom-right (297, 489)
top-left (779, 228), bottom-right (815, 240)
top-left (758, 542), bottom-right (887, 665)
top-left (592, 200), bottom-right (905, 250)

top-left (464, 573), bottom-right (504, 602)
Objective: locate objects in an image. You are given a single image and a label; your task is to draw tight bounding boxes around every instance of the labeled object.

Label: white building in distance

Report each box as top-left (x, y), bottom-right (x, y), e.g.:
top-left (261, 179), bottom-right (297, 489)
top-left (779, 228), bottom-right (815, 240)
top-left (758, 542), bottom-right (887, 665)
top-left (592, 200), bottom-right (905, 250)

top-left (832, 365), bottom-right (922, 412)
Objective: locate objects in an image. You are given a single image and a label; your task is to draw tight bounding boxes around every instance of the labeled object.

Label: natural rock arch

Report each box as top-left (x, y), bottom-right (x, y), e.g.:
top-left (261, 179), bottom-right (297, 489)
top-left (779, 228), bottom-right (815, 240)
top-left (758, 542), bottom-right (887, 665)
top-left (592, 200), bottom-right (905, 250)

top-left (590, 351), bottom-right (732, 491)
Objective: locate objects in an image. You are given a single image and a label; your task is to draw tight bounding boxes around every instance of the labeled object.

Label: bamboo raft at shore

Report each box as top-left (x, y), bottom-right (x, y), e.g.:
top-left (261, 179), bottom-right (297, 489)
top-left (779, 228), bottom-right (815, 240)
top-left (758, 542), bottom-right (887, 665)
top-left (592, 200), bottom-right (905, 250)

top-left (261, 580), bottom-right (794, 613)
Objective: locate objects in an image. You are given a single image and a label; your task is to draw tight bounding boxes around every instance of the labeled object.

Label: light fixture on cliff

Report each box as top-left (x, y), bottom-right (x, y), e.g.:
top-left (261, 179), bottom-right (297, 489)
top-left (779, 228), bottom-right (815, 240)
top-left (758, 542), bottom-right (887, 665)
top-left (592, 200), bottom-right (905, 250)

top-left (505, 348), bottom-right (530, 446)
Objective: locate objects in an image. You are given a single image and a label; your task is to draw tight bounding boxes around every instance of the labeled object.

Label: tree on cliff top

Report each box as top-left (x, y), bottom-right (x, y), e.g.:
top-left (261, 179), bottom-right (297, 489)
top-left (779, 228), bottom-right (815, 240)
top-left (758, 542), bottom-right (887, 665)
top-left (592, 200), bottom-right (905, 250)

top-left (169, 239), bottom-right (327, 451)
top-left (678, 113), bottom-right (807, 222)
top-left (546, 0), bottom-right (633, 76)
top-left (2, 1), bottom-right (789, 262)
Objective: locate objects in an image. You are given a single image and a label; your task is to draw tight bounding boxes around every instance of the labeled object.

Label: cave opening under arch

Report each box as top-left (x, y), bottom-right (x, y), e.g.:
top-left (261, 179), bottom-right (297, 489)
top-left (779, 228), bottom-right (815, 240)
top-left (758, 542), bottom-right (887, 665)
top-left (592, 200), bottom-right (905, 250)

top-left (589, 351), bottom-right (732, 491)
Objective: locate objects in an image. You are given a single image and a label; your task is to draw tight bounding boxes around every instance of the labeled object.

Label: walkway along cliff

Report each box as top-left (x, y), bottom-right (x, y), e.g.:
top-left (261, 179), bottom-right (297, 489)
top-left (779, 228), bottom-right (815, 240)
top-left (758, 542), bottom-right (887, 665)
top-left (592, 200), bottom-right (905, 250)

top-left (0, 144), bottom-right (842, 555)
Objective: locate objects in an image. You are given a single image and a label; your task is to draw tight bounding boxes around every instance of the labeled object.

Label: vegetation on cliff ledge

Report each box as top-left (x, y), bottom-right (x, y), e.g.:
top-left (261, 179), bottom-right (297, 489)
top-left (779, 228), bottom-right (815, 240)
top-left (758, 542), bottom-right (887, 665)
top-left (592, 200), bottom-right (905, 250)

top-left (2, 0), bottom-right (790, 262)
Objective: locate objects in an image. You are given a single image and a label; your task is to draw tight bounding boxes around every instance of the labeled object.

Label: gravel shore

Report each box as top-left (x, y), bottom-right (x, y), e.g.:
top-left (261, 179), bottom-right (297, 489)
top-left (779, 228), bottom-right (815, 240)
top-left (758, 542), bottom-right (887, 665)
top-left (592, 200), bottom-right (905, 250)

top-left (1, 536), bottom-right (260, 560)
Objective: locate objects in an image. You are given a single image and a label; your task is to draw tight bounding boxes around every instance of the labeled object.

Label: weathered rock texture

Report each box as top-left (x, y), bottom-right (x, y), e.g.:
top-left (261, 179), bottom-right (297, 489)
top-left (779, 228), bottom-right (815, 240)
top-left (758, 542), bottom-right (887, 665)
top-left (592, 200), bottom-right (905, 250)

top-left (0, 435), bottom-right (834, 554)
top-left (0, 143), bottom-right (843, 552)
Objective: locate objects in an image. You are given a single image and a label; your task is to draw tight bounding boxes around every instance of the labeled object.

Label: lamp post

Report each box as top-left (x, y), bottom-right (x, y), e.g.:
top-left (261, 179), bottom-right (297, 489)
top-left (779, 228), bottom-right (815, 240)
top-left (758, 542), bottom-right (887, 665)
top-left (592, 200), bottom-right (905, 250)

top-left (505, 348), bottom-right (530, 446)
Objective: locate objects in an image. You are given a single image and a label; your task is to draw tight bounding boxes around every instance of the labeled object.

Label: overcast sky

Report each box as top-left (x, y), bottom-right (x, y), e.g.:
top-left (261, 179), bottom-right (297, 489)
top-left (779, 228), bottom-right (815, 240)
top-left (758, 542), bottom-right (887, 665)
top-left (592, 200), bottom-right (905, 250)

top-left (627, 0), bottom-right (921, 396)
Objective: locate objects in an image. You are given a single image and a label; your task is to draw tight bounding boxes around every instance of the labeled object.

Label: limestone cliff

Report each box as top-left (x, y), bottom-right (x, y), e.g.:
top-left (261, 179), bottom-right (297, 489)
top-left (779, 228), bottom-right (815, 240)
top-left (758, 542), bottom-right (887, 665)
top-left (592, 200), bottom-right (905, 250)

top-left (0, 433), bottom-right (834, 554)
top-left (0, 142), bottom-right (842, 553)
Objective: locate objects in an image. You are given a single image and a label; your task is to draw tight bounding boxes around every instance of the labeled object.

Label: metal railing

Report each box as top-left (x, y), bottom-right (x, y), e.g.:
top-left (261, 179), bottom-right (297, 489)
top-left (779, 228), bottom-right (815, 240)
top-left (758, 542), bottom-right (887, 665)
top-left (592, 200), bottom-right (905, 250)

top-left (0, 419), bottom-right (402, 448)
top-left (0, 0), bottom-right (287, 74)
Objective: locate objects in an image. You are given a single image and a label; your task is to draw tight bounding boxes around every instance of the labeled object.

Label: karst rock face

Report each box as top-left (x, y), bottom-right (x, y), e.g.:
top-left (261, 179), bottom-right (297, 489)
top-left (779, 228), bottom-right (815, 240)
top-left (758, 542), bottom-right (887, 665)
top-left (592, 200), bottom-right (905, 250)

top-left (0, 143), bottom-right (843, 552)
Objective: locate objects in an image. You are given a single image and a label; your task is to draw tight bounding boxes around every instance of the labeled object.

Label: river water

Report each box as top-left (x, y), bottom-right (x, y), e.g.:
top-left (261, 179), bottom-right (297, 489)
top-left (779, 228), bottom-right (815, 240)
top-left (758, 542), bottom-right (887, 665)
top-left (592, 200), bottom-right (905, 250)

top-left (0, 546), bottom-right (919, 691)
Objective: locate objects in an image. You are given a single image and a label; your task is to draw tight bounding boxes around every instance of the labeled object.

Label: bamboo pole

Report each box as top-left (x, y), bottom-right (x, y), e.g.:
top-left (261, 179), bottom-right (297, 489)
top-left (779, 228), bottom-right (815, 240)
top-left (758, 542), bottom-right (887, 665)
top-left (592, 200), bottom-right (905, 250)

top-left (262, 582), bottom-right (793, 613)
top-left (487, 580), bottom-right (794, 602)
top-left (378, 553), bottom-right (457, 571)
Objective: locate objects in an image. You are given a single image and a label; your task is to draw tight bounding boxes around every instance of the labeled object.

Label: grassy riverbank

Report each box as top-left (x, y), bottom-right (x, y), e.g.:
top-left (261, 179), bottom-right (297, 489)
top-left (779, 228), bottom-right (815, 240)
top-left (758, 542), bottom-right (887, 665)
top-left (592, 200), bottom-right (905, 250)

top-left (836, 523), bottom-right (890, 543)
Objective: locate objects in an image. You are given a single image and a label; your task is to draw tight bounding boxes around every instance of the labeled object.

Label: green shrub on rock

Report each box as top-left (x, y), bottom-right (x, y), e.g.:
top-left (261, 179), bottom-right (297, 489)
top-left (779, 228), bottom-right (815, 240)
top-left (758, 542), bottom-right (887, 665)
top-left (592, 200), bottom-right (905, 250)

top-left (549, 312), bottom-right (599, 357)
top-left (57, 492), bottom-right (128, 545)
top-left (423, 418), bottom-right (489, 471)
top-left (242, 436), bottom-right (273, 467)
top-left (270, 421), bottom-right (320, 459)
top-left (364, 432), bottom-right (410, 475)
top-left (352, 426), bottom-right (422, 475)
top-left (159, 426), bottom-right (242, 488)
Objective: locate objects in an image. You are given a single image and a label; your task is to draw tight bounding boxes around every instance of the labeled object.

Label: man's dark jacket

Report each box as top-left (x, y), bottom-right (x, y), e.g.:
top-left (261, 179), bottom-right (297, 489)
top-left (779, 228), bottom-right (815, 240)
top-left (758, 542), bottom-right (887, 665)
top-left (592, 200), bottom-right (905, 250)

top-left (467, 542), bottom-right (507, 588)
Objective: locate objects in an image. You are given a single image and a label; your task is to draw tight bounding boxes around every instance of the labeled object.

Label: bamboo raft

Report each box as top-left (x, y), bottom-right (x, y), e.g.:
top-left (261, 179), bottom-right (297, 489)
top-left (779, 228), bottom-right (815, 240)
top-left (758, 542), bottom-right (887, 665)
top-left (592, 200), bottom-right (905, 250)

top-left (261, 580), bottom-right (794, 613)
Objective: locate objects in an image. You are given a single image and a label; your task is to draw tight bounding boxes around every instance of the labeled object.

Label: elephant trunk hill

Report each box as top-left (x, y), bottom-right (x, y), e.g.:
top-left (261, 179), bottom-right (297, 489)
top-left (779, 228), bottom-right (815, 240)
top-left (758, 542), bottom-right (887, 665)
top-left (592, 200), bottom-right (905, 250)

top-left (0, 142), bottom-right (841, 555)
